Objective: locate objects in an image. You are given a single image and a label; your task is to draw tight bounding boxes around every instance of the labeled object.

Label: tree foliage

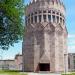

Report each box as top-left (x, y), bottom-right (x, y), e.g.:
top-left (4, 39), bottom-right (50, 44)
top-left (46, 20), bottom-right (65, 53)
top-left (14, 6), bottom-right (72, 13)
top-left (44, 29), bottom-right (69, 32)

top-left (0, 0), bottom-right (24, 50)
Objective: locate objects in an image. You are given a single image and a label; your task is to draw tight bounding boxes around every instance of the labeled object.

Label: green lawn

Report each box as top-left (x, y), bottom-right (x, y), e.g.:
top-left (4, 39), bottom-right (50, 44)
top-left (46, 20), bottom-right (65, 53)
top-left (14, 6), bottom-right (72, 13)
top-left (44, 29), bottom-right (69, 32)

top-left (0, 70), bottom-right (27, 75)
top-left (62, 72), bottom-right (75, 75)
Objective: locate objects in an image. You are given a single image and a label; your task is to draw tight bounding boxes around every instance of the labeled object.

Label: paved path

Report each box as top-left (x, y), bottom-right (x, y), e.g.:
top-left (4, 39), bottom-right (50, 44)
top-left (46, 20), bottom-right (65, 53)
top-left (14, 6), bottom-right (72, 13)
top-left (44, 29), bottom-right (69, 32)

top-left (20, 72), bottom-right (62, 75)
top-left (28, 73), bottom-right (61, 75)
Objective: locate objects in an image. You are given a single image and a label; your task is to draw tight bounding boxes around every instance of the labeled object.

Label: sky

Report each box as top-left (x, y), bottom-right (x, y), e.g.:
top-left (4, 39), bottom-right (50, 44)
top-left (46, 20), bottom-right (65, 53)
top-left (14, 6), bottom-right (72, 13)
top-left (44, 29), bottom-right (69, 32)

top-left (0, 0), bottom-right (75, 60)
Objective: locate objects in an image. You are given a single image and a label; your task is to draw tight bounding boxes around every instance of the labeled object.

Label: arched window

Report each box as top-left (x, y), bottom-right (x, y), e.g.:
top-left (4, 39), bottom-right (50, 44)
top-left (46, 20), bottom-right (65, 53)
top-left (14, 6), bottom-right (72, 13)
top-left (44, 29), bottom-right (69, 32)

top-left (39, 15), bottom-right (41, 22)
top-left (43, 10), bottom-right (46, 13)
top-left (63, 19), bottom-right (65, 25)
top-left (60, 18), bottom-right (62, 23)
top-left (31, 17), bottom-right (33, 23)
top-left (34, 16), bottom-right (37, 23)
top-left (48, 10), bottom-right (51, 13)
top-left (35, 12), bottom-right (37, 14)
top-left (52, 11), bottom-right (55, 14)
top-left (43, 15), bottom-right (46, 22)
top-left (52, 15), bottom-right (55, 22)
top-left (56, 12), bottom-right (59, 15)
top-left (60, 13), bottom-right (62, 16)
top-left (57, 16), bottom-right (59, 23)
top-left (31, 13), bottom-right (33, 16)
top-left (48, 15), bottom-right (51, 22)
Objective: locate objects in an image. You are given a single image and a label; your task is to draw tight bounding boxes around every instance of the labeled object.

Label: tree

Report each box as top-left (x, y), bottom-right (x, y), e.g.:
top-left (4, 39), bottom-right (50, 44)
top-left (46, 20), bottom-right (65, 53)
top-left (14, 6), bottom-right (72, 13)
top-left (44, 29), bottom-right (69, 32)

top-left (0, 0), bottom-right (24, 50)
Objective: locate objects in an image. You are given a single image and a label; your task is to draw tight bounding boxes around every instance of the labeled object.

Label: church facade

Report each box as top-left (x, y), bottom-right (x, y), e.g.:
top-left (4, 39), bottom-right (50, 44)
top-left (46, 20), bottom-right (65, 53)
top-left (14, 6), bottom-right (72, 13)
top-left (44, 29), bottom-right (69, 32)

top-left (23, 0), bottom-right (68, 72)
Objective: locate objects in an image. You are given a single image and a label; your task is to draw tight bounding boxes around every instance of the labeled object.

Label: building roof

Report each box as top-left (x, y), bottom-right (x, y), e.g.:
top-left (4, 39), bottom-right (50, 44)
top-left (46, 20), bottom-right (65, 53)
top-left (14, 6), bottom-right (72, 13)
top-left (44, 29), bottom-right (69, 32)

top-left (0, 60), bottom-right (14, 61)
top-left (15, 54), bottom-right (22, 59)
top-left (68, 53), bottom-right (75, 55)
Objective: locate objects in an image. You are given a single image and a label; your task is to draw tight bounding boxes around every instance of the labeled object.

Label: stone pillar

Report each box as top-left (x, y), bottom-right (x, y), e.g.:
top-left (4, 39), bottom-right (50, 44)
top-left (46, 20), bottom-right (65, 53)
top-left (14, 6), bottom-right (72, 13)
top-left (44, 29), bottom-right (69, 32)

top-left (64, 54), bottom-right (68, 73)
top-left (46, 11), bottom-right (48, 22)
top-left (37, 14), bottom-right (39, 23)
top-left (55, 32), bottom-right (59, 72)
top-left (33, 15), bottom-right (35, 23)
top-left (55, 12), bottom-right (57, 23)
top-left (41, 12), bottom-right (44, 22)
top-left (51, 10), bottom-right (53, 22)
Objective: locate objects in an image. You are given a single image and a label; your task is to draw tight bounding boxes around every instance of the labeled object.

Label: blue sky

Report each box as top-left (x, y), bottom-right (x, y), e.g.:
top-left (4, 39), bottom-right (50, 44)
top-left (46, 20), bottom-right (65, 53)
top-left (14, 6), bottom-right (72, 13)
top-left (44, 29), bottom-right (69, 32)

top-left (0, 0), bottom-right (75, 60)
top-left (64, 0), bottom-right (75, 53)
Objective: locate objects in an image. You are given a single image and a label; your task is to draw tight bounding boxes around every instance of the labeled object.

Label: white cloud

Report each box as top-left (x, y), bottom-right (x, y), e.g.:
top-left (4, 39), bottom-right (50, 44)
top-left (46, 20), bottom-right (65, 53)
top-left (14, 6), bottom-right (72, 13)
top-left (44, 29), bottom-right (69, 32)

top-left (68, 34), bottom-right (75, 45)
top-left (68, 40), bottom-right (75, 45)
top-left (68, 34), bottom-right (75, 53)
top-left (68, 45), bottom-right (75, 53)
top-left (68, 34), bottom-right (75, 38)
top-left (68, 46), bottom-right (75, 50)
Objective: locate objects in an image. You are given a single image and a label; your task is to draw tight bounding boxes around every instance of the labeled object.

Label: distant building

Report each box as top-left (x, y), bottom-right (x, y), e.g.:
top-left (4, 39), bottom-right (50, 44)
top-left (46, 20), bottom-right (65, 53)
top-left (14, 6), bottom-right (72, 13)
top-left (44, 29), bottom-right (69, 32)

top-left (0, 53), bottom-right (75, 72)
top-left (0, 54), bottom-right (22, 71)
top-left (0, 60), bottom-right (15, 70)
top-left (15, 54), bottom-right (22, 70)
top-left (68, 53), bottom-right (75, 71)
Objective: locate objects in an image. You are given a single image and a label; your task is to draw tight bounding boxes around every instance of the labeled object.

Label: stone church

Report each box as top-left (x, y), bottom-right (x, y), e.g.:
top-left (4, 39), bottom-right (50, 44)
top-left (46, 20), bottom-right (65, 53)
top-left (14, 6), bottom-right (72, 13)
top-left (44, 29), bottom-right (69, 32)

top-left (23, 0), bottom-right (68, 72)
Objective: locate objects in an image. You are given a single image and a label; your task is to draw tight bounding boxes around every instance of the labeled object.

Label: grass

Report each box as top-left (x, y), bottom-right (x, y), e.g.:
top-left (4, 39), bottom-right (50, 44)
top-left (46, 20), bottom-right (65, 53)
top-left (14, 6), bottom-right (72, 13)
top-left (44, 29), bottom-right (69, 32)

top-left (1, 70), bottom-right (75, 75)
top-left (62, 72), bottom-right (75, 75)
top-left (0, 70), bottom-right (27, 75)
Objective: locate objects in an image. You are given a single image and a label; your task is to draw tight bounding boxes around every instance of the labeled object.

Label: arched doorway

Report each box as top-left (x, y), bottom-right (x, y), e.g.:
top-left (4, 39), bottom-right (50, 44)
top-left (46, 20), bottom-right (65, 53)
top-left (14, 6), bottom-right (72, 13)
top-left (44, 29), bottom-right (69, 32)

top-left (39, 63), bottom-right (50, 71)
